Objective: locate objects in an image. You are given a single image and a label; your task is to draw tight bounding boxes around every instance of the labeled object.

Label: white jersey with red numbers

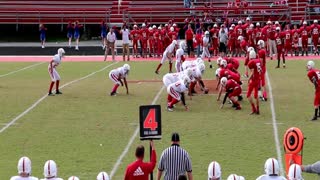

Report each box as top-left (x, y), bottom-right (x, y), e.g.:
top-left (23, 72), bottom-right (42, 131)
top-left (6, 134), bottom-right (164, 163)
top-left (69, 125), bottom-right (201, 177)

top-left (167, 80), bottom-right (188, 100)
top-left (162, 72), bottom-right (184, 87)
top-left (10, 176), bottom-right (39, 180)
top-left (109, 67), bottom-right (128, 85)
top-left (48, 54), bottom-right (61, 68)
top-left (190, 66), bottom-right (202, 80)
top-left (182, 60), bottom-right (198, 70)
top-left (175, 48), bottom-right (185, 72)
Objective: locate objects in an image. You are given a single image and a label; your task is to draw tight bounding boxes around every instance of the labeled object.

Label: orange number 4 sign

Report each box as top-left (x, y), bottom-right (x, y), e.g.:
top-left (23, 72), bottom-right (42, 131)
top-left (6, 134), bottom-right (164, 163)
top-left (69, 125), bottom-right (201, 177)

top-left (143, 109), bottom-right (158, 131)
top-left (139, 105), bottom-right (162, 140)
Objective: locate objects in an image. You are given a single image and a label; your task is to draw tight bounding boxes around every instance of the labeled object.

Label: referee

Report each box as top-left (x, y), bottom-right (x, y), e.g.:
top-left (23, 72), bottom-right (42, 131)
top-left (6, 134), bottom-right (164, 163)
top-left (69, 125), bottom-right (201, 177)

top-left (157, 133), bottom-right (193, 180)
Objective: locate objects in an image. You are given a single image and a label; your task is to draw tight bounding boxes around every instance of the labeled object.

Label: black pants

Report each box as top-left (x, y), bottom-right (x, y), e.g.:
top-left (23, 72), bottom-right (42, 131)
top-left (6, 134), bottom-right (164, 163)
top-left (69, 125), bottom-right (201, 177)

top-left (219, 42), bottom-right (226, 53)
top-left (187, 39), bottom-right (194, 56)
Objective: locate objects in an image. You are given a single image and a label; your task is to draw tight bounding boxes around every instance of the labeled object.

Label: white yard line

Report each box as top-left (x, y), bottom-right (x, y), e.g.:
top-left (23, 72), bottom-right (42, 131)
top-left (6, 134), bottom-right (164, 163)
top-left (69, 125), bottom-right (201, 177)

top-left (0, 62), bottom-right (118, 134)
top-left (0, 62), bottom-right (45, 78)
top-left (266, 71), bottom-right (285, 176)
top-left (109, 85), bottom-right (165, 179)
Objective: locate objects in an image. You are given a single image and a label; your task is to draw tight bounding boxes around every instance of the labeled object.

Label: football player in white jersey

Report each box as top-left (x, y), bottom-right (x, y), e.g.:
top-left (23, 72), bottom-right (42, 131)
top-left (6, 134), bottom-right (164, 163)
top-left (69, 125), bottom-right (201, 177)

top-left (162, 68), bottom-right (192, 87)
top-left (256, 158), bottom-right (286, 180)
top-left (48, 48), bottom-right (65, 96)
top-left (189, 63), bottom-right (207, 95)
top-left (97, 172), bottom-right (110, 180)
top-left (109, 64), bottom-right (130, 96)
top-left (175, 41), bottom-right (186, 72)
top-left (10, 156), bottom-right (39, 180)
top-left (208, 161), bottom-right (222, 180)
top-left (181, 57), bottom-right (203, 71)
top-left (155, 40), bottom-right (178, 74)
top-left (40, 160), bottom-right (63, 180)
top-left (201, 31), bottom-right (212, 68)
top-left (166, 75), bottom-right (191, 111)
top-left (67, 176), bottom-right (79, 180)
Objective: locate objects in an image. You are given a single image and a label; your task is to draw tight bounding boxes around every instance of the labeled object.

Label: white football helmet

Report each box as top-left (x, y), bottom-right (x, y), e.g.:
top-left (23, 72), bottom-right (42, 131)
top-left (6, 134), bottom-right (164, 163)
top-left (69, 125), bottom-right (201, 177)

top-left (275, 21), bottom-right (280, 25)
top-left (267, 20), bottom-right (272, 25)
top-left (215, 68), bottom-right (221, 77)
top-left (249, 50), bottom-right (256, 59)
top-left (133, 24), bottom-right (137, 28)
top-left (58, 48), bottom-right (65, 57)
top-left (208, 161), bottom-right (222, 180)
top-left (220, 77), bottom-right (228, 87)
top-left (247, 46), bottom-right (254, 52)
top-left (158, 26), bottom-right (161, 30)
top-left (288, 164), bottom-right (303, 180)
top-left (276, 27), bottom-right (281, 31)
top-left (170, 27), bottom-right (174, 32)
top-left (172, 40), bottom-right (177, 46)
top-left (173, 23), bottom-right (177, 27)
top-left (229, 27), bottom-right (234, 30)
top-left (238, 21), bottom-right (242, 24)
top-left (18, 156), bottom-right (32, 175)
top-left (246, 17), bottom-right (250, 21)
top-left (196, 58), bottom-right (204, 65)
top-left (314, 20), bottom-right (318, 24)
top-left (264, 158), bottom-right (280, 176)
top-left (249, 24), bottom-right (254, 29)
top-left (239, 176), bottom-right (245, 180)
top-left (68, 176), bottom-right (80, 180)
top-left (142, 23), bottom-right (146, 27)
top-left (152, 25), bottom-right (156, 28)
top-left (198, 63), bottom-right (206, 74)
top-left (227, 174), bottom-right (240, 180)
top-left (256, 22), bottom-right (260, 26)
top-left (182, 75), bottom-right (191, 87)
top-left (238, 36), bottom-right (243, 41)
top-left (165, 24), bottom-right (168, 27)
top-left (44, 160), bottom-right (57, 178)
top-left (217, 57), bottom-right (223, 65)
top-left (123, 64), bottom-right (130, 72)
top-left (303, 21), bottom-right (307, 25)
top-left (180, 41), bottom-right (186, 49)
top-left (220, 59), bottom-right (227, 68)
top-left (97, 171), bottom-right (110, 180)
top-left (257, 40), bottom-right (265, 48)
top-left (148, 27), bottom-right (152, 31)
top-left (184, 68), bottom-right (192, 77)
top-left (307, 60), bottom-right (315, 70)
top-left (231, 24), bottom-right (235, 27)
top-left (214, 24), bottom-right (218, 28)
top-left (205, 31), bottom-right (210, 36)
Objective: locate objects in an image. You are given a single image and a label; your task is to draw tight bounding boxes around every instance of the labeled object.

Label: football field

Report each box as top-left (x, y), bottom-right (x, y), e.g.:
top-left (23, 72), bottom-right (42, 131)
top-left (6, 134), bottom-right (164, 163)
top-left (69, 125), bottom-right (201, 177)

top-left (1, 57), bottom-right (320, 179)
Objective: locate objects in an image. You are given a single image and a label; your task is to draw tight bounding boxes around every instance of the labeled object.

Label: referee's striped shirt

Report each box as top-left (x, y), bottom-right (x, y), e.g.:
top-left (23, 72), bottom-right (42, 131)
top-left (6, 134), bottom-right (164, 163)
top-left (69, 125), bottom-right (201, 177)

top-left (158, 144), bottom-right (192, 180)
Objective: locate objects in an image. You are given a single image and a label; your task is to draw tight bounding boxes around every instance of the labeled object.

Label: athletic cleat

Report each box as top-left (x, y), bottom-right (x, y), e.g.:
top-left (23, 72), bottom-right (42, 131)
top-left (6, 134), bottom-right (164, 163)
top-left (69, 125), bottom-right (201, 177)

top-left (238, 95), bottom-right (243, 101)
top-left (256, 110), bottom-right (260, 115)
top-left (235, 106), bottom-right (241, 110)
top-left (250, 111), bottom-right (256, 115)
top-left (167, 106), bottom-right (173, 112)
top-left (209, 65), bottom-right (213, 69)
top-left (110, 92), bottom-right (117, 96)
top-left (275, 66), bottom-right (280, 68)
top-left (56, 90), bottom-right (62, 94)
top-left (169, 70), bottom-right (173, 73)
top-left (155, 71), bottom-right (159, 74)
top-left (311, 116), bottom-right (318, 121)
top-left (283, 64), bottom-right (286, 68)
top-left (48, 92), bottom-right (55, 96)
top-left (191, 89), bottom-right (197, 94)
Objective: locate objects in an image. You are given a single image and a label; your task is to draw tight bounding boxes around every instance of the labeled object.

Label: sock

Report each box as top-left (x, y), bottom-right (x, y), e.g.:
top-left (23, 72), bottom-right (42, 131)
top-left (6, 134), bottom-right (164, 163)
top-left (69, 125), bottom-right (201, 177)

top-left (314, 108), bottom-right (318, 117)
top-left (318, 107), bottom-right (320, 116)
top-left (169, 62), bottom-right (172, 72)
top-left (49, 82), bottom-right (55, 93)
top-left (190, 82), bottom-right (196, 92)
top-left (251, 103), bottom-right (256, 112)
top-left (283, 56), bottom-right (286, 64)
top-left (167, 94), bottom-right (172, 103)
top-left (263, 91), bottom-right (267, 99)
top-left (112, 84), bottom-right (119, 92)
top-left (277, 59), bottom-right (280, 67)
top-left (169, 98), bottom-right (179, 107)
top-left (56, 80), bottom-right (60, 92)
top-left (257, 105), bottom-right (260, 112)
top-left (156, 63), bottom-right (162, 72)
top-left (258, 90), bottom-right (262, 97)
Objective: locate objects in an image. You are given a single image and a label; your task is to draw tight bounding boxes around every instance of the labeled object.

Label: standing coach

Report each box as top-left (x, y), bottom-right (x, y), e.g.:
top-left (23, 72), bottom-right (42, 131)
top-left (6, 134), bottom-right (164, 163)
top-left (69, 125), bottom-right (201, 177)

top-left (157, 133), bottom-right (193, 180)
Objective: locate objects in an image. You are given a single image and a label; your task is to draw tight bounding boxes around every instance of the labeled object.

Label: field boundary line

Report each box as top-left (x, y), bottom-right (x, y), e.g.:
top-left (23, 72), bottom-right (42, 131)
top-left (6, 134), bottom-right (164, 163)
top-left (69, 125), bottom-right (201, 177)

top-left (266, 71), bottom-right (285, 175)
top-left (0, 62), bottom-right (46, 78)
top-left (0, 62), bottom-right (119, 134)
top-left (109, 85), bottom-right (165, 179)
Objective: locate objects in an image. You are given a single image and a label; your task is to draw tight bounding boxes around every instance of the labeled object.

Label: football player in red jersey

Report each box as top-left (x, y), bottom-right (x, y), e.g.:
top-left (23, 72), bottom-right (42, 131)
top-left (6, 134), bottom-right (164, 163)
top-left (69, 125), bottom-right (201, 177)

top-left (255, 22), bottom-right (263, 43)
top-left (247, 50), bottom-right (262, 114)
top-left (210, 24), bottom-right (219, 56)
top-left (218, 77), bottom-right (242, 110)
top-left (275, 27), bottom-right (286, 68)
top-left (148, 26), bottom-right (155, 57)
top-left (228, 27), bottom-right (237, 56)
top-left (140, 23), bottom-right (149, 58)
top-left (306, 60), bottom-right (320, 120)
top-left (292, 25), bottom-right (300, 56)
top-left (247, 24), bottom-right (256, 48)
top-left (235, 21), bottom-right (244, 56)
top-left (299, 21), bottom-right (310, 56)
top-left (130, 25), bottom-right (140, 58)
top-left (311, 20), bottom-right (320, 55)
top-left (284, 24), bottom-right (293, 56)
top-left (257, 40), bottom-right (267, 101)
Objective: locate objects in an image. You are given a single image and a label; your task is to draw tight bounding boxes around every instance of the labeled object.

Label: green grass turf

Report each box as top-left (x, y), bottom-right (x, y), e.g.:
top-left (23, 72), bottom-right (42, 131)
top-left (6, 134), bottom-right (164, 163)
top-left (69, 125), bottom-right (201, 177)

top-left (0, 60), bottom-right (320, 179)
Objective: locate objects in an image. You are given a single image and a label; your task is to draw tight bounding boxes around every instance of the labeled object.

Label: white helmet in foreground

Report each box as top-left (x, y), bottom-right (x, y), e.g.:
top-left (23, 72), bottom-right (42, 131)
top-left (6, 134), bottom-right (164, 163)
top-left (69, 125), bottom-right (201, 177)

top-left (217, 57), bottom-right (223, 65)
top-left (123, 64), bottom-right (130, 71)
top-left (239, 176), bottom-right (245, 180)
top-left (205, 31), bottom-right (210, 35)
top-left (172, 40), bottom-right (177, 46)
top-left (196, 58), bottom-right (204, 65)
top-left (97, 171), bottom-right (110, 180)
top-left (220, 59), bottom-right (227, 68)
top-left (247, 46), bottom-right (254, 53)
top-left (58, 48), bottom-right (65, 57)
top-left (18, 156), bottom-right (32, 175)
top-left (182, 75), bottom-right (191, 87)
top-left (68, 176), bottom-right (80, 180)
top-left (264, 158), bottom-right (280, 175)
top-left (208, 161), bottom-right (222, 179)
top-left (184, 68), bottom-right (192, 77)
top-left (249, 50), bottom-right (256, 59)
top-left (288, 164), bottom-right (303, 180)
top-left (215, 68), bottom-right (221, 77)
top-left (238, 36), bottom-right (244, 41)
top-left (307, 60), bottom-right (315, 70)
top-left (227, 174), bottom-right (241, 180)
top-left (257, 40), bottom-right (265, 48)
top-left (44, 160), bottom-right (57, 178)
top-left (198, 63), bottom-right (206, 74)
top-left (220, 77), bottom-right (228, 87)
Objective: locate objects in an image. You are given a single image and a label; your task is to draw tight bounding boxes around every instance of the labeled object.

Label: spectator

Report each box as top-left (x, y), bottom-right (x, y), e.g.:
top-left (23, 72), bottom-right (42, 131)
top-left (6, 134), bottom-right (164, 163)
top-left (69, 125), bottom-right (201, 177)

top-left (208, 161), bottom-right (221, 180)
top-left (189, 1), bottom-right (196, 17)
top-left (73, 21), bottom-right (83, 50)
top-left (256, 158), bottom-right (286, 180)
top-left (41, 160), bottom-right (63, 180)
top-left (97, 172), bottom-right (110, 180)
top-left (157, 133), bottom-right (193, 180)
top-left (101, 20), bottom-right (108, 50)
top-left (185, 24), bottom-right (195, 58)
top-left (124, 140), bottom-right (156, 180)
top-left (67, 21), bottom-right (73, 48)
top-left (39, 24), bottom-right (47, 49)
top-left (195, 28), bottom-right (203, 57)
top-left (184, 0), bottom-right (191, 8)
top-left (288, 164), bottom-right (303, 180)
top-left (219, 24), bottom-right (228, 57)
top-left (10, 156), bottom-right (39, 180)
top-left (68, 176), bottom-right (79, 180)
top-left (121, 25), bottom-right (130, 61)
top-left (104, 28), bottom-right (116, 61)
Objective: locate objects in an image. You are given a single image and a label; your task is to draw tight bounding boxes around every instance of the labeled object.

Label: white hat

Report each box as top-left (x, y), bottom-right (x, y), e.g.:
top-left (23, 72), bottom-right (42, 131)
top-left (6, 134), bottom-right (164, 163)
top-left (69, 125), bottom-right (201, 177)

top-left (231, 24), bottom-right (236, 27)
top-left (18, 156), bottom-right (32, 175)
top-left (267, 20), bottom-right (272, 24)
top-left (238, 20), bottom-right (242, 24)
top-left (276, 27), bottom-right (281, 31)
top-left (303, 21), bottom-right (307, 25)
top-left (133, 24), bottom-right (137, 28)
top-left (68, 176), bottom-right (80, 180)
top-left (173, 23), bottom-right (177, 27)
top-left (152, 25), bottom-right (156, 28)
top-left (275, 21), bottom-right (279, 25)
top-left (246, 17), bottom-right (250, 21)
top-left (142, 23), bottom-right (146, 27)
top-left (208, 161), bottom-right (222, 179)
top-left (314, 20), bottom-right (318, 23)
top-left (256, 22), bottom-right (260, 26)
top-left (44, 160), bottom-right (57, 178)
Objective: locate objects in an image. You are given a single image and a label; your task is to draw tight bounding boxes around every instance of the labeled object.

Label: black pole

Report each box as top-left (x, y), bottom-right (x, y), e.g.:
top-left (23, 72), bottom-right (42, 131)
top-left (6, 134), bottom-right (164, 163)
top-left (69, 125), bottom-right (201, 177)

top-left (150, 142), bottom-right (153, 180)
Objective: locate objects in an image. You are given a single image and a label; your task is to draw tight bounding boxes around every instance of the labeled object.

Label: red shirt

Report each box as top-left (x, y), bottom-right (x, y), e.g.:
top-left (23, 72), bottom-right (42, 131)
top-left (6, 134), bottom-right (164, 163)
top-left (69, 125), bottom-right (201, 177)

top-left (284, 30), bottom-right (292, 45)
top-left (248, 59), bottom-right (262, 82)
top-left (131, 29), bottom-right (140, 41)
top-left (124, 150), bottom-right (157, 180)
top-left (240, 40), bottom-right (248, 50)
top-left (185, 29), bottom-right (194, 40)
top-left (140, 29), bottom-right (149, 40)
top-left (227, 57), bottom-right (240, 70)
top-left (258, 49), bottom-right (267, 67)
top-left (235, 25), bottom-right (243, 37)
top-left (275, 32), bottom-right (285, 48)
top-left (220, 68), bottom-right (241, 83)
top-left (292, 29), bottom-right (299, 43)
top-left (299, 26), bottom-right (310, 40)
top-left (267, 27), bottom-right (276, 40)
top-left (255, 28), bottom-right (262, 41)
top-left (226, 79), bottom-right (240, 92)
top-left (311, 24), bottom-right (320, 38)
top-left (168, 31), bottom-right (177, 41)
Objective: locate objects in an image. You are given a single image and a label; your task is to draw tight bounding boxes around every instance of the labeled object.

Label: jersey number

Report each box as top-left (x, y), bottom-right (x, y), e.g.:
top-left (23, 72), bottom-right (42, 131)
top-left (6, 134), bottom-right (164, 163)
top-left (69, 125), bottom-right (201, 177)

top-left (256, 63), bottom-right (262, 73)
top-left (143, 108), bottom-right (158, 131)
